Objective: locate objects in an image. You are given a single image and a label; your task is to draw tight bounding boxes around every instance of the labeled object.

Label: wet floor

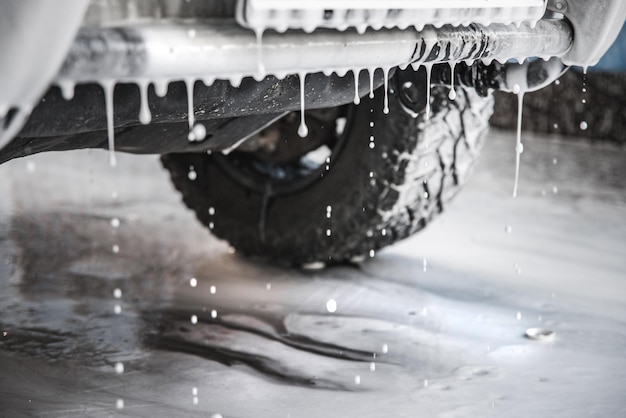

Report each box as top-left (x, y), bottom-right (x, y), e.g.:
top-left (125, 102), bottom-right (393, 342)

top-left (0, 129), bottom-right (625, 417)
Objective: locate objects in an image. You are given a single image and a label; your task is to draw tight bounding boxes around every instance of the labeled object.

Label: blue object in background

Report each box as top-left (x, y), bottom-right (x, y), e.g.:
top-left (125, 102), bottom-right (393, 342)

top-left (592, 23), bottom-right (626, 72)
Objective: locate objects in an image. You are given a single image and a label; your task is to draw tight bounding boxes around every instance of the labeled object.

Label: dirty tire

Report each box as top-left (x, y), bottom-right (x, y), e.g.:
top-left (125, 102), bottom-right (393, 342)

top-left (162, 82), bottom-right (493, 266)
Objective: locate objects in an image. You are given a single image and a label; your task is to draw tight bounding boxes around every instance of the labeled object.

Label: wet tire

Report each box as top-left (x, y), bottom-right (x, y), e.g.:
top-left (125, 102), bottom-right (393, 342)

top-left (161, 78), bottom-right (493, 266)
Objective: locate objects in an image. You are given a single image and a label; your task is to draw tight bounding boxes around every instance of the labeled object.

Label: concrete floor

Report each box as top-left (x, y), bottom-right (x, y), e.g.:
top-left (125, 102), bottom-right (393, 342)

top-left (0, 128), bottom-right (624, 417)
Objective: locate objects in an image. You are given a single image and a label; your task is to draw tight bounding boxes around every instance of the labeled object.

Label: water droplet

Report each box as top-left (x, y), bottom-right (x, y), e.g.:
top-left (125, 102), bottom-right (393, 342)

top-left (516, 142), bottom-right (524, 154)
top-left (354, 375), bottom-right (361, 385)
top-left (421, 307), bottom-right (428, 316)
top-left (116, 399), bottom-right (124, 409)
top-left (326, 299), bottom-right (337, 313)
top-left (193, 123), bottom-right (206, 141)
top-left (382, 344), bottom-right (389, 354)
top-left (369, 362), bottom-right (376, 371)
top-left (582, 99), bottom-right (587, 104)
top-left (552, 186), bottom-right (559, 194)
top-left (326, 229), bottom-right (332, 237)
top-left (113, 288), bottom-right (122, 299)
top-left (112, 245), bottom-right (120, 254)
top-left (553, 123), bottom-right (559, 129)
top-left (210, 285), bottom-right (216, 294)
top-left (110, 218), bottom-right (120, 228)
top-left (190, 278), bottom-right (197, 287)
top-left (369, 122), bottom-right (374, 128)
top-left (579, 121), bottom-right (588, 131)
top-left (188, 28), bottom-right (196, 38)
top-left (188, 167), bottom-right (197, 181)
top-left (208, 207), bottom-right (216, 216)
top-left (512, 83), bottom-right (521, 94)
top-left (114, 304), bottom-right (122, 314)
top-left (191, 315), bottom-right (198, 324)
top-left (525, 327), bottom-right (555, 341)
top-left (211, 310), bottom-right (218, 319)
top-left (552, 158), bottom-right (558, 165)
top-left (381, 229), bottom-right (387, 236)
top-left (554, 79), bottom-right (561, 86)
top-left (369, 249), bottom-right (375, 258)
top-left (423, 379), bottom-right (429, 388)
top-left (516, 312), bottom-right (522, 320)
top-left (422, 257), bottom-right (427, 272)
top-left (193, 397), bottom-right (199, 405)
top-left (192, 387), bottom-right (198, 396)
top-left (114, 362), bottom-right (124, 374)
top-left (266, 283), bottom-right (272, 290)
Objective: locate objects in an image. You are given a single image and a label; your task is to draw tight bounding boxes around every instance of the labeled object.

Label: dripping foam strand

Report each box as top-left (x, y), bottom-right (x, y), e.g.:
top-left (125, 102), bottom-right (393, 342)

top-left (102, 80), bottom-right (117, 167)
top-left (298, 72), bottom-right (308, 137)
top-left (513, 88), bottom-right (525, 198)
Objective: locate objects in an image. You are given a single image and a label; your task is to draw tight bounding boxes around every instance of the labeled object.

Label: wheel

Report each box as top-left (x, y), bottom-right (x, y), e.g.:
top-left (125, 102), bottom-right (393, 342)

top-left (161, 69), bottom-right (494, 266)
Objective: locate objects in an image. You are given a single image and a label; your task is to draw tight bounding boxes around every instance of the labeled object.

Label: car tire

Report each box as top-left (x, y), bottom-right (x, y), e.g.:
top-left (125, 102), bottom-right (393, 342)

top-left (161, 72), bottom-right (493, 266)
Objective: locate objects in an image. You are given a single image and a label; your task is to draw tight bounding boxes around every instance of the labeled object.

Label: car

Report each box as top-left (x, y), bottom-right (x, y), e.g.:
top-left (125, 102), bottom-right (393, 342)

top-left (1, 0), bottom-right (624, 266)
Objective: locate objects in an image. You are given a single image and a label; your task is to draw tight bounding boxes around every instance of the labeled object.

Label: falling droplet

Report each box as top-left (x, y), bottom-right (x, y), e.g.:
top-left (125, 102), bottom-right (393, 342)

top-left (422, 257), bottom-right (427, 272)
top-left (114, 362), bottom-right (124, 374)
top-left (112, 245), bottom-right (120, 254)
top-left (191, 315), bottom-right (198, 324)
top-left (298, 73), bottom-right (308, 137)
top-left (516, 312), bottom-right (522, 320)
top-left (382, 344), bottom-right (389, 354)
top-left (114, 304), bottom-right (122, 314)
top-left (210, 285), bottom-right (216, 294)
top-left (188, 167), bottom-right (197, 180)
top-left (354, 375), bottom-right (361, 385)
top-left (110, 218), bottom-right (120, 228)
top-left (211, 309), bottom-right (218, 319)
top-left (369, 362), bottom-right (376, 371)
top-left (208, 207), bottom-right (216, 216)
top-left (424, 379), bottom-right (429, 388)
top-left (326, 299), bottom-right (337, 313)
top-left (190, 278), bottom-right (197, 287)
top-left (116, 399), bottom-right (124, 409)
top-left (113, 288), bottom-right (122, 299)
top-left (186, 79), bottom-right (196, 141)
top-left (580, 121), bottom-right (588, 131)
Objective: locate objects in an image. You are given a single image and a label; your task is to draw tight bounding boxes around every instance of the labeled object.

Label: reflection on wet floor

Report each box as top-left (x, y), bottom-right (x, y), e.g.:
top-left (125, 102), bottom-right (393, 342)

top-left (0, 131), bottom-right (625, 417)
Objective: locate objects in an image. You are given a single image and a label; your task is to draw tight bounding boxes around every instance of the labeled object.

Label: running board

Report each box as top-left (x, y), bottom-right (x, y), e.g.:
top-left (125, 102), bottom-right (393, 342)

top-left (55, 18), bottom-right (573, 87)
